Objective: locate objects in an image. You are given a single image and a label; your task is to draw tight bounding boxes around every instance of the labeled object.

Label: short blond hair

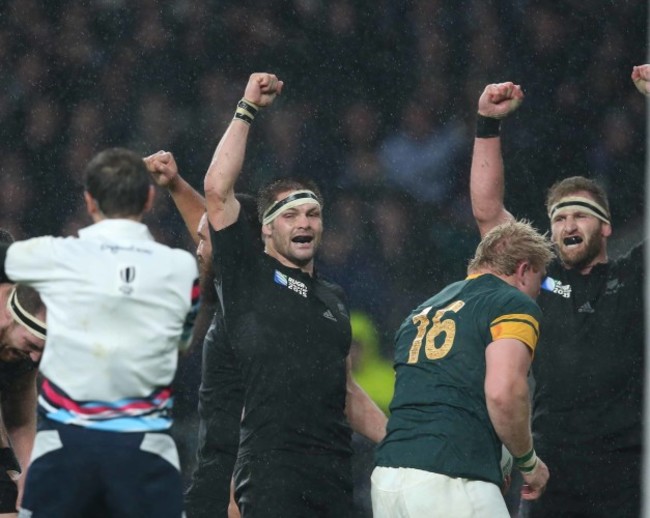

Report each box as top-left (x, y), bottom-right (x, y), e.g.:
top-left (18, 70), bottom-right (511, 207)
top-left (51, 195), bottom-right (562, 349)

top-left (468, 220), bottom-right (555, 275)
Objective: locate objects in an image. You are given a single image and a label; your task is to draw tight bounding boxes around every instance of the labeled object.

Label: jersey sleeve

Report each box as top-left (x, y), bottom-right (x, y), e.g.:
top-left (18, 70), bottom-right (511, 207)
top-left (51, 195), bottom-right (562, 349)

top-left (489, 294), bottom-right (542, 353)
top-left (5, 237), bottom-right (58, 287)
top-left (210, 214), bottom-right (257, 320)
top-left (210, 215), bottom-right (256, 277)
top-left (618, 240), bottom-right (644, 288)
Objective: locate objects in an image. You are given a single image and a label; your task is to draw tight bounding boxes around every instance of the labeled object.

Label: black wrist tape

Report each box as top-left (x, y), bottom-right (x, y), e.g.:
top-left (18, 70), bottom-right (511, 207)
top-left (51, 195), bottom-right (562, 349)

top-left (476, 114), bottom-right (501, 138)
top-left (237, 99), bottom-right (258, 117)
top-left (234, 111), bottom-right (254, 124)
top-left (233, 98), bottom-right (259, 125)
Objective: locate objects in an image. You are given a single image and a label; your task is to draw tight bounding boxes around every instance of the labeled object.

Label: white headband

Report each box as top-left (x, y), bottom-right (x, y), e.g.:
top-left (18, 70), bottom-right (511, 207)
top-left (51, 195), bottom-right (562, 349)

top-left (262, 190), bottom-right (321, 225)
top-left (7, 286), bottom-right (46, 340)
top-left (548, 196), bottom-right (610, 225)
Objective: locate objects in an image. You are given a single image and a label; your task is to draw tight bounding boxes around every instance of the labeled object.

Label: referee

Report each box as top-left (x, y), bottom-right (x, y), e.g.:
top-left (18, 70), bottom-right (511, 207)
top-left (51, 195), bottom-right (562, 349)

top-left (1, 148), bottom-right (199, 517)
top-left (203, 73), bottom-right (387, 517)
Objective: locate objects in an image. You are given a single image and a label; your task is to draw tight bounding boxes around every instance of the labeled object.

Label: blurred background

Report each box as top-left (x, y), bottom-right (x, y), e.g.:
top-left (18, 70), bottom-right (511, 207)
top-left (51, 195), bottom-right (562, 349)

top-left (0, 0), bottom-right (646, 516)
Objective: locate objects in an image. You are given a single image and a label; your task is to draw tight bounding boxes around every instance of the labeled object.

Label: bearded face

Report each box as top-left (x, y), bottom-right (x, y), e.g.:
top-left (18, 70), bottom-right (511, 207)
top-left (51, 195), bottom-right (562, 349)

top-left (551, 213), bottom-right (608, 272)
top-left (0, 320), bottom-right (44, 363)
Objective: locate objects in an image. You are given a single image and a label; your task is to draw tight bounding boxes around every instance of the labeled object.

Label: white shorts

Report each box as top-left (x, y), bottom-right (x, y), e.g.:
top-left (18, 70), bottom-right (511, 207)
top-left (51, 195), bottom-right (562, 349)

top-left (371, 466), bottom-right (509, 518)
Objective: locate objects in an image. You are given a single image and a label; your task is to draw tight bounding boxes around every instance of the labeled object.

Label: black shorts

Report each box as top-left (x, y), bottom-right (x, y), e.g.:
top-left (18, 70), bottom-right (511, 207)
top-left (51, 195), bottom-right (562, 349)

top-left (185, 455), bottom-right (234, 518)
top-left (234, 451), bottom-right (353, 518)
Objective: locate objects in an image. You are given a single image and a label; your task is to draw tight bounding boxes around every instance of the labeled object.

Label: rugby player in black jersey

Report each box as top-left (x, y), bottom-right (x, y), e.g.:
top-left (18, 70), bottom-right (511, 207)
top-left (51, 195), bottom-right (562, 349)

top-left (469, 65), bottom-right (649, 517)
top-left (201, 73), bottom-right (387, 518)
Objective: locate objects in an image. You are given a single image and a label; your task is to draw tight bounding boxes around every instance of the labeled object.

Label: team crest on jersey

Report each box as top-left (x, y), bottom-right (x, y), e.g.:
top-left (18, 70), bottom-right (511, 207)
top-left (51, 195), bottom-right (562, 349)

top-left (541, 276), bottom-right (571, 298)
top-left (274, 270), bottom-right (308, 298)
top-left (605, 278), bottom-right (622, 295)
top-left (119, 266), bottom-right (136, 295)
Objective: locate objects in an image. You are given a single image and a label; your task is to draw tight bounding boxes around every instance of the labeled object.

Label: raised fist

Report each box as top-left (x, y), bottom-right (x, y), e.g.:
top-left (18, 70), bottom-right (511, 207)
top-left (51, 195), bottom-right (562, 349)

top-left (632, 65), bottom-right (650, 96)
top-left (144, 150), bottom-right (178, 188)
top-left (243, 73), bottom-right (284, 108)
top-left (478, 82), bottom-right (524, 119)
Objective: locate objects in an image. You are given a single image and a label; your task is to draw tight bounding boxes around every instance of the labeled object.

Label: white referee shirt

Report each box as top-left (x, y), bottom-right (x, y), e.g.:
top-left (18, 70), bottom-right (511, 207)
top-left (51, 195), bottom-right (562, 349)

top-left (5, 219), bottom-right (198, 431)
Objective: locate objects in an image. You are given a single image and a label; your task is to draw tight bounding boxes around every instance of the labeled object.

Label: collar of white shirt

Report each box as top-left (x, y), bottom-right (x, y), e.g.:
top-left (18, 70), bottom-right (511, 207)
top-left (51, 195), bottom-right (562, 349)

top-left (77, 219), bottom-right (155, 242)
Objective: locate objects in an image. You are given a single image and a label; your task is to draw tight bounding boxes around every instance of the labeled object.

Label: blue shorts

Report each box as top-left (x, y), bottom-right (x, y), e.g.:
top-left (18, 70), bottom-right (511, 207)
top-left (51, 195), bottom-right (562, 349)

top-left (20, 419), bottom-right (183, 518)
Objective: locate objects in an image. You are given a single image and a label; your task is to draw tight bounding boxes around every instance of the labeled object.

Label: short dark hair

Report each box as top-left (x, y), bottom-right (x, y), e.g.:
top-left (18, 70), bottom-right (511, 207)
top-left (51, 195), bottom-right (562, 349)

top-left (257, 178), bottom-right (324, 223)
top-left (84, 148), bottom-right (151, 218)
top-left (14, 284), bottom-right (45, 317)
top-left (236, 192), bottom-right (259, 224)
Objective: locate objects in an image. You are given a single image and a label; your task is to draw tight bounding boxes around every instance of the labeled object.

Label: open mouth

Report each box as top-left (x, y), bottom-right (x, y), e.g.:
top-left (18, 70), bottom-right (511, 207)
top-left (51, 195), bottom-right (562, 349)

top-left (292, 236), bottom-right (313, 244)
top-left (563, 236), bottom-right (582, 246)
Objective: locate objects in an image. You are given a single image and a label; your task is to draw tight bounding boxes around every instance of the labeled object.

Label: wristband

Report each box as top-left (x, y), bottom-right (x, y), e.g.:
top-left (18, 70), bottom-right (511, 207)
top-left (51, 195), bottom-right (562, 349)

top-left (234, 98), bottom-right (260, 125)
top-left (476, 114), bottom-right (501, 138)
top-left (514, 447), bottom-right (538, 473)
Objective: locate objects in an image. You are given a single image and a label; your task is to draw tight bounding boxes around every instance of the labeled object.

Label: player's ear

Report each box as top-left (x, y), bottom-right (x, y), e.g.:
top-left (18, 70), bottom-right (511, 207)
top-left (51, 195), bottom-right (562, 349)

top-left (262, 223), bottom-right (272, 238)
top-left (84, 192), bottom-right (100, 217)
top-left (516, 261), bottom-right (529, 277)
top-left (514, 261), bottom-right (530, 288)
top-left (601, 222), bottom-right (612, 238)
top-left (143, 185), bottom-right (156, 213)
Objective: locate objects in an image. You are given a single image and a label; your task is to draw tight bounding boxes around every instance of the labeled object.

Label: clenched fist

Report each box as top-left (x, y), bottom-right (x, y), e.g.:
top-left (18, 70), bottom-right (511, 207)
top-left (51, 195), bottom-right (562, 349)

top-left (243, 73), bottom-right (284, 108)
top-left (478, 82), bottom-right (524, 119)
top-left (632, 65), bottom-right (650, 96)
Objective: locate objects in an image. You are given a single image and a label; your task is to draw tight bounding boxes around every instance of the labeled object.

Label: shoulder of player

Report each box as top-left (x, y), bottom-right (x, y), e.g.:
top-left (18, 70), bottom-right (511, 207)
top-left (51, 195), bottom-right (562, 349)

top-left (612, 239), bottom-right (643, 272)
top-left (481, 276), bottom-right (541, 315)
top-left (160, 246), bottom-right (199, 274)
top-left (314, 276), bottom-right (346, 298)
top-left (6, 235), bottom-right (59, 264)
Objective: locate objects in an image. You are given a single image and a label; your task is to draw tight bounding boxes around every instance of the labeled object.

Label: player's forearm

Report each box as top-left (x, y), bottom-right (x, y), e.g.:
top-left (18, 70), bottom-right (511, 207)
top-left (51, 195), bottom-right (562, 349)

top-left (167, 174), bottom-right (206, 246)
top-left (9, 419), bottom-right (35, 511)
top-left (3, 371), bottom-right (37, 472)
top-left (486, 377), bottom-right (533, 458)
top-left (5, 419), bottom-right (35, 474)
top-left (345, 379), bottom-right (387, 443)
top-left (204, 120), bottom-right (250, 230)
top-left (5, 406), bottom-right (37, 476)
top-left (470, 136), bottom-right (511, 237)
top-left (7, 422), bottom-right (35, 474)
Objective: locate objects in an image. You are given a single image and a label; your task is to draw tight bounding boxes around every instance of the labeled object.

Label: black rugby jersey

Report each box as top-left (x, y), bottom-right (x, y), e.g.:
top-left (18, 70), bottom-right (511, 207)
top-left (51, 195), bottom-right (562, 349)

top-left (211, 214), bottom-right (353, 458)
top-left (532, 242), bottom-right (644, 453)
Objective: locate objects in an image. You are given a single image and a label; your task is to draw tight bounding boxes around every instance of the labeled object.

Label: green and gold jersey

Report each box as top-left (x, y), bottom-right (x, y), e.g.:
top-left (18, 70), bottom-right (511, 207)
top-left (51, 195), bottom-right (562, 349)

top-left (375, 273), bottom-right (541, 486)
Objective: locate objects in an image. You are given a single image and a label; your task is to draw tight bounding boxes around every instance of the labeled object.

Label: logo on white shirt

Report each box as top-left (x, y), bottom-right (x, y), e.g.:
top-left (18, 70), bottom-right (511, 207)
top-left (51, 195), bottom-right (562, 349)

top-left (119, 266), bottom-right (136, 295)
